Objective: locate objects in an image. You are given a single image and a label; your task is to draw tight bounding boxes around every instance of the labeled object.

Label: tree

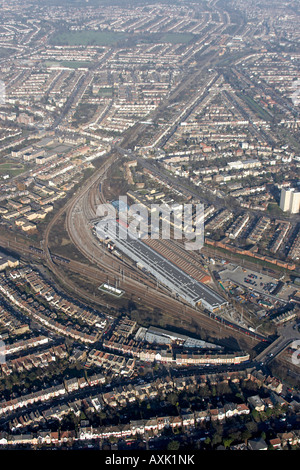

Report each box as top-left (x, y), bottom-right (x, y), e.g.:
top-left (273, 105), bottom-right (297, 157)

top-left (167, 440), bottom-right (180, 451)
top-left (235, 392), bottom-right (244, 402)
top-left (212, 432), bottom-right (223, 447)
top-left (223, 437), bottom-right (233, 449)
top-left (229, 430), bottom-right (242, 443)
top-left (241, 429), bottom-right (252, 442)
top-left (217, 382), bottom-right (231, 396)
top-left (246, 421), bottom-right (258, 434)
top-left (251, 409), bottom-right (260, 423)
top-left (265, 407), bottom-right (273, 418)
top-left (99, 411), bottom-right (107, 425)
top-left (199, 385), bottom-right (210, 398)
top-left (167, 392), bottom-right (179, 407)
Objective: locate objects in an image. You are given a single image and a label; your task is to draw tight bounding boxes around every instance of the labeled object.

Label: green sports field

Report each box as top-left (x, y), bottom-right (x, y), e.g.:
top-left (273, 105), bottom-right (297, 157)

top-left (50, 30), bottom-right (196, 47)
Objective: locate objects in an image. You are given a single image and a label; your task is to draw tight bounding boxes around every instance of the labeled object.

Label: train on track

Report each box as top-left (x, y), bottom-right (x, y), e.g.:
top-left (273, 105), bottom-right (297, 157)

top-left (50, 253), bottom-right (70, 264)
top-left (28, 246), bottom-right (269, 343)
top-left (29, 246), bottom-right (70, 264)
top-left (207, 309), bottom-right (270, 343)
top-left (29, 245), bottom-right (43, 254)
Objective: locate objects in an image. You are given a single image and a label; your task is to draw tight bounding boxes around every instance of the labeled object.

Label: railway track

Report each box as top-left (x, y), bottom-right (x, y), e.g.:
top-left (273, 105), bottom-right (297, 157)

top-left (14, 10), bottom-right (273, 349)
top-left (59, 153), bottom-right (268, 348)
top-left (0, 234), bottom-right (269, 346)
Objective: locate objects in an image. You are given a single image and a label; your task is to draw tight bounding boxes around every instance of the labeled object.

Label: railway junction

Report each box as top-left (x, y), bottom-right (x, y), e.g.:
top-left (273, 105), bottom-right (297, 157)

top-left (95, 217), bottom-right (228, 313)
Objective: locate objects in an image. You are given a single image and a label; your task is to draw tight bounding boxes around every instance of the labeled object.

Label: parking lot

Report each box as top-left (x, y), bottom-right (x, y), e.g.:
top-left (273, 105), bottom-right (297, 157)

top-left (219, 264), bottom-right (281, 297)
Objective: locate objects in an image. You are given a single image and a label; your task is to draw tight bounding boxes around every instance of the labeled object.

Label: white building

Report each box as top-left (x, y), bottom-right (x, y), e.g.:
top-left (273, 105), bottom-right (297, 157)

top-left (280, 188), bottom-right (300, 214)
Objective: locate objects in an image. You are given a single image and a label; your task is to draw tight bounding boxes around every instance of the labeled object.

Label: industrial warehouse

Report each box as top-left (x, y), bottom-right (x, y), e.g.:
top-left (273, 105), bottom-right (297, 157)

top-left (136, 325), bottom-right (222, 349)
top-left (95, 219), bottom-right (228, 312)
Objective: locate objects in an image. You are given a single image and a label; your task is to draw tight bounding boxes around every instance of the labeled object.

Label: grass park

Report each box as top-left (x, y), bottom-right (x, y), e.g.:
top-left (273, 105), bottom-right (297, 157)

top-left (50, 29), bottom-right (196, 48)
top-left (50, 30), bottom-right (128, 47)
top-left (0, 161), bottom-right (26, 178)
top-left (44, 60), bottom-right (93, 69)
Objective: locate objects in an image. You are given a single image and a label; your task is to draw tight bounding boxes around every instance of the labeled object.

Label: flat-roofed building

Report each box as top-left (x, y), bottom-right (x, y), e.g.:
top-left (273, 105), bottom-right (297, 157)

top-left (95, 219), bottom-right (227, 312)
top-left (0, 249), bottom-right (19, 271)
top-left (280, 188), bottom-right (300, 214)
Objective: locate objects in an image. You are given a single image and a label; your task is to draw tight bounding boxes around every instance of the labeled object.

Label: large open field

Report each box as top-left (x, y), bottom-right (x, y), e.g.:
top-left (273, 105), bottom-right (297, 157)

top-left (50, 29), bottom-right (196, 47)
top-left (0, 47), bottom-right (17, 58)
top-left (44, 60), bottom-right (93, 69)
top-left (0, 161), bottom-right (26, 178)
top-left (50, 30), bottom-right (128, 46)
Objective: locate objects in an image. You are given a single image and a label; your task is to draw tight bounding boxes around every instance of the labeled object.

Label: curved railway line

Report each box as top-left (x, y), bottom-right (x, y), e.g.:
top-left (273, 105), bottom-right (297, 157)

top-left (4, 5), bottom-right (272, 351)
top-left (0, 234), bottom-right (272, 347)
top-left (1, 154), bottom-right (270, 349)
top-left (0, 144), bottom-right (265, 352)
top-left (38, 148), bottom-right (270, 348)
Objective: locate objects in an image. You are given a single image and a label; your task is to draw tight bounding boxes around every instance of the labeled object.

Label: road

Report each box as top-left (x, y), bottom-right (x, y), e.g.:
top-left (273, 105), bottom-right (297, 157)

top-left (10, 4), bottom-right (276, 353)
top-left (256, 320), bottom-right (300, 365)
top-left (47, 149), bottom-right (267, 349)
